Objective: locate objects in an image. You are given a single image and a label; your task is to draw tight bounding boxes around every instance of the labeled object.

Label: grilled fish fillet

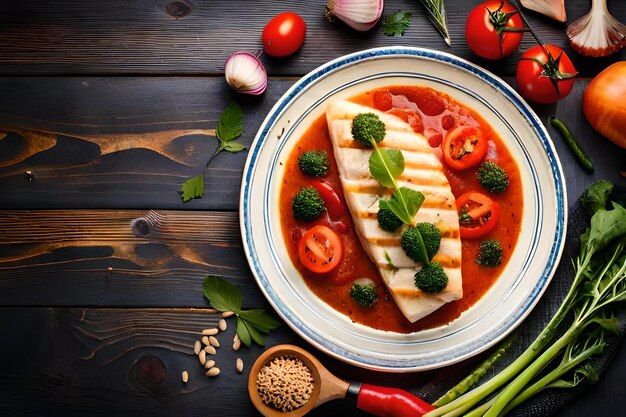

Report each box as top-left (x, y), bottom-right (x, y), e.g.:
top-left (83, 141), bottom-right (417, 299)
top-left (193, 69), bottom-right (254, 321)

top-left (325, 99), bottom-right (463, 323)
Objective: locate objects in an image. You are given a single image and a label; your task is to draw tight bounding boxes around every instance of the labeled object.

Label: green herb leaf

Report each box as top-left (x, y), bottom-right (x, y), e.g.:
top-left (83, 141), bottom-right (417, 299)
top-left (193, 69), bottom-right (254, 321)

top-left (179, 174), bottom-right (204, 202)
top-left (369, 148), bottom-right (404, 188)
top-left (238, 309), bottom-right (282, 333)
top-left (418, 0), bottom-right (451, 46)
top-left (223, 141), bottom-right (245, 153)
top-left (236, 316), bottom-right (252, 347)
top-left (384, 11), bottom-right (411, 36)
top-left (202, 275), bottom-right (242, 313)
top-left (245, 320), bottom-right (266, 346)
top-left (217, 101), bottom-right (243, 142)
top-left (387, 187), bottom-right (425, 225)
top-left (587, 202), bottom-right (626, 253)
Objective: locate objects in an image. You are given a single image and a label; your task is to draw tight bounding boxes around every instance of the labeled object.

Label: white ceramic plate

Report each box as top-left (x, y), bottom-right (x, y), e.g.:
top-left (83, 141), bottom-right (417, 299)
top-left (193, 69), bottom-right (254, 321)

top-left (240, 47), bottom-right (566, 372)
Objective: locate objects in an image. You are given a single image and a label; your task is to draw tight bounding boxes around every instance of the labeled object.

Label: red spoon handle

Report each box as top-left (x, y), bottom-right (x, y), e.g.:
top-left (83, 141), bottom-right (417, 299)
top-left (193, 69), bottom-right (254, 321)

top-left (355, 383), bottom-right (435, 417)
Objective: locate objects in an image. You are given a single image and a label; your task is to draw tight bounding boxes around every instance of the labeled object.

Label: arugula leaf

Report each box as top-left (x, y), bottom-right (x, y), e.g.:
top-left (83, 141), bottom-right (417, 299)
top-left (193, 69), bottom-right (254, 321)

top-left (180, 100), bottom-right (245, 203)
top-left (179, 174), bottom-right (204, 203)
top-left (217, 101), bottom-right (243, 142)
top-left (203, 275), bottom-right (242, 313)
top-left (369, 148), bottom-right (404, 188)
top-left (201, 275), bottom-right (281, 347)
top-left (387, 187), bottom-right (425, 225)
top-left (236, 316), bottom-right (252, 347)
top-left (384, 11), bottom-right (412, 36)
top-left (238, 309), bottom-right (282, 333)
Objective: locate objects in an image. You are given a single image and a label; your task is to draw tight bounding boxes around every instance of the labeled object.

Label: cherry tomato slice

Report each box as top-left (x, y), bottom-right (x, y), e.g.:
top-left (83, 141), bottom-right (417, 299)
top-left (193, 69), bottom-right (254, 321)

top-left (456, 191), bottom-right (501, 239)
top-left (311, 179), bottom-right (346, 219)
top-left (298, 225), bottom-right (343, 273)
top-left (443, 126), bottom-right (488, 171)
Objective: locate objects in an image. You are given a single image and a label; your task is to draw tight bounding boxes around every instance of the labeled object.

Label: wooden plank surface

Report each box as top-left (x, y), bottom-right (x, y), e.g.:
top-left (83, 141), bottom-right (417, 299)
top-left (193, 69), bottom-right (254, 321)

top-left (0, 0), bottom-right (624, 77)
top-left (1, 1), bottom-right (626, 416)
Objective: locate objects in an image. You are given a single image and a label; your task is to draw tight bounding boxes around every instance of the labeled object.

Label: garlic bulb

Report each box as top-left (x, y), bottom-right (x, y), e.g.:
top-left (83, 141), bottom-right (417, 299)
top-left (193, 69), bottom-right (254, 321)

top-left (520, 0), bottom-right (566, 23)
top-left (324, 0), bottom-right (384, 32)
top-left (224, 52), bottom-right (267, 95)
top-left (566, 0), bottom-right (626, 57)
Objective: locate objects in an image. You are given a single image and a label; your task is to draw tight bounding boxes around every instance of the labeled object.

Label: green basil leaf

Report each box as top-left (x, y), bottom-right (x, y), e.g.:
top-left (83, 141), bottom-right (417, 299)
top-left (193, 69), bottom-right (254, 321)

top-left (388, 187), bottom-right (425, 225)
top-left (238, 309), bottom-right (281, 333)
top-left (244, 319), bottom-right (266, 346)
top-left (179, 174), bottom-right (204, 203)
top-left (217, 101), bottom-right (243, 143)
top-left (223, 141), bottom-right (245, 153)
top-left (202, 275), bottom-right (242, 313)
top-left (236, 316), bottom-right (252, 347)
top-left (369, 148), bottom-right (404, 188)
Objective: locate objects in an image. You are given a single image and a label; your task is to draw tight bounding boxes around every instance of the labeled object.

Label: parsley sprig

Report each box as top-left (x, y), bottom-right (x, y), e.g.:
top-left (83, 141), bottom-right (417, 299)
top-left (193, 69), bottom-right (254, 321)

top-left (202, 275), bottom-right (281, 347)
top-left (180, 101), bottom-right (246, 202)
top-left (383, 11), bottom-right (412, 37)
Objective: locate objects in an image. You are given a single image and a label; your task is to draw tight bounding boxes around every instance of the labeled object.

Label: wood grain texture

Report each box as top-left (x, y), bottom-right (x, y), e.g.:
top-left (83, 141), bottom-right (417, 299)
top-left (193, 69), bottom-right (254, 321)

top-left (0, 0), bottom-right (623, 77)
top-left (0, 210), bottom-right (268, 307)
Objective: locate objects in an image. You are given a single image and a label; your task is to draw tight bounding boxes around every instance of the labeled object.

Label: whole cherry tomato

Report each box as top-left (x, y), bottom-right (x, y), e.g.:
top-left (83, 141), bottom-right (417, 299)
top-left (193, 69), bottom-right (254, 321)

top-left (456, 191), bottom-right (501, 239)
top-left (298, 225), bottom-right (343, 273)
top-left (516, 44), bottom-right (577, 104)
top-left (262, 12), bottom-right (306, 57)
top-left (442, 125), bottom-right (488, 171)
top-left (466, 0), bottom-right (525, 60)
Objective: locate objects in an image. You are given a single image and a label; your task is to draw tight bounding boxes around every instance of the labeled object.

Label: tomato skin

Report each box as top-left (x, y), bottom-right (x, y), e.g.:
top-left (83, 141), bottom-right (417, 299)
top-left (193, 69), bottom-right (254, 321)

top-left (262, 12), bottom-right (306, 57)
top-left (443, 126), bottom-right (488, 170)
top-left (298, 225), bottom-right (343, 273)
top-left (456, 191), bottom-right (501, 239)
top-left (516, 45), bottom-right (576, 104)
top-left (311, 179), bottom-right (346, 219)
top-left (466, 0), bottom-right (524, 60)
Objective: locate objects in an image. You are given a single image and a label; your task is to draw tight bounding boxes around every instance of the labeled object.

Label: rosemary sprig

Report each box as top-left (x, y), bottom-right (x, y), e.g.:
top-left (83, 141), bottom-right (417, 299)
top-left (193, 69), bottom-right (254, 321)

top-left (418, 0), bottom-right (451, 46)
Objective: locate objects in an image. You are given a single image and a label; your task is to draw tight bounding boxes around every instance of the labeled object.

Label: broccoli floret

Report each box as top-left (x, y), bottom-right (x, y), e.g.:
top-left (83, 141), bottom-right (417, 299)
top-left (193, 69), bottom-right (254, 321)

top-left (477, 161), bottom-right (510, 193)
top-left (401, 223), bottom-right (441, 264)
top-left (298, 150), bottom-right (330, 177)
top-left (414, 262), bottom-right (448, 293)
top-left (377, 199), bottom-right (403, 232)
top-left (349, 278), bottom-right (378, 307)
top-left (476, 239), bottom-right (503, 267)
top-left (292, 187), bottom-right (326, 221)
top-left (580, 179), bottom-right (614, 217)
top-left (351, 113), bottom-right (386, 147)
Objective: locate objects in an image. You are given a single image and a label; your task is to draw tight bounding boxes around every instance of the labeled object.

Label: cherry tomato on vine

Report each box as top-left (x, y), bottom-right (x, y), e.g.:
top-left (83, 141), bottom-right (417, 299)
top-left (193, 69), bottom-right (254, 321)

top-left (262, 12), bottom-right (306, 57)
top-left (516, 44), bottom-right (577, 104)
top-left (466, 0), bottom-right (525, 60)
top-left (442, 125), bottom-right (488, 170)
top-left (298, 225), bottom-right (343, 273)
top-left (456, 191), bottom-right (501, 239)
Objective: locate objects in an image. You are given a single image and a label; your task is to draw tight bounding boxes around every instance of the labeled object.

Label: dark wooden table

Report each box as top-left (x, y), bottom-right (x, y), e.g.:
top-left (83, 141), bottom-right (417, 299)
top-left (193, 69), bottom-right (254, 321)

top-left (1, 1), bottom-right (625, 416)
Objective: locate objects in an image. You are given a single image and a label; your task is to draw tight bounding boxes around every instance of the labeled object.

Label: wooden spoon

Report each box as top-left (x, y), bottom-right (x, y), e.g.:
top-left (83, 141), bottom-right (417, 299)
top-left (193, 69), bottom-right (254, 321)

top-left (248, 344), bottom-right (435, 417)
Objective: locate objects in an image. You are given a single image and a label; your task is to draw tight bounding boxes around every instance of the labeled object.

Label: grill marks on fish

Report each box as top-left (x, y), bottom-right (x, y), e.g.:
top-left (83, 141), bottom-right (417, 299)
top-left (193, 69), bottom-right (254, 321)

top-left (325, 99), bottom-right (463, 323)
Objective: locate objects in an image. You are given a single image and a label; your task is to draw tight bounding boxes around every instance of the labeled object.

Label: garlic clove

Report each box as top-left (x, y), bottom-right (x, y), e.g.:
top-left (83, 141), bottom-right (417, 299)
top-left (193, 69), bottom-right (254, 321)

top-left (224, 52), bottom-right (267, 95)
top-left (324, 0), bottom-right (384, 32)
top-left (520, 0), bottom-right (566, 23)
top-left (566, 0), bottom-right (626, 57)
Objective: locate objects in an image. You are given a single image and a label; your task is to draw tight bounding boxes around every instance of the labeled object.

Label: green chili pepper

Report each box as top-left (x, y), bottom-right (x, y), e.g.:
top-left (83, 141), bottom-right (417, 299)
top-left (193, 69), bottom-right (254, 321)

top-left (549, 116), bottom-right (594, 174)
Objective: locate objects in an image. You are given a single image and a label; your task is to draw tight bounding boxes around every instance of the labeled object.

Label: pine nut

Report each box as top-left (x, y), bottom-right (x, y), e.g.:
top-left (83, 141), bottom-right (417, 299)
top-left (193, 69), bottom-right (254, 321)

top-left (236, 358), bottom-right (243, 374)
top-left (204, 345), bottom-right (217, 355)
top-left (202, 328), bottom-right (219, 336)
top-left (209, 336), bottom-right (220, 347)
top-left (201, 336), bottom-right (210, 346)
top-left (218, 319), bottom-right (227, 331)
top-left (198, 349), bottom-right (206, 365)
top-left (206, 367), bottom-right (220, 377)
top-left (204, 359), bottom-right (215, 369)
top-left (193, 340), bottom-right (201, 355)
top-left (222, 311), bottom-right (235, 318)
top-left (182, 370), bottom-right (189, 383)
top-left (232, 334), bottom-right (241, 351)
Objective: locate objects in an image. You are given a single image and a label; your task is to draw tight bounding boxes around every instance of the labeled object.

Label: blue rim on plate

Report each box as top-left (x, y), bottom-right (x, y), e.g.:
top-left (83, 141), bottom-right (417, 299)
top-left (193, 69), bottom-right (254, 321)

top-left (240, 47), bottom-right (567, 371)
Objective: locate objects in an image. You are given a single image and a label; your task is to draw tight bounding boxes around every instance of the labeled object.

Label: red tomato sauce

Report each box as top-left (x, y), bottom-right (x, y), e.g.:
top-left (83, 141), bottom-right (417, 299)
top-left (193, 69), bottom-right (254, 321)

top-left (279, 86), bottom-right (523, 333)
